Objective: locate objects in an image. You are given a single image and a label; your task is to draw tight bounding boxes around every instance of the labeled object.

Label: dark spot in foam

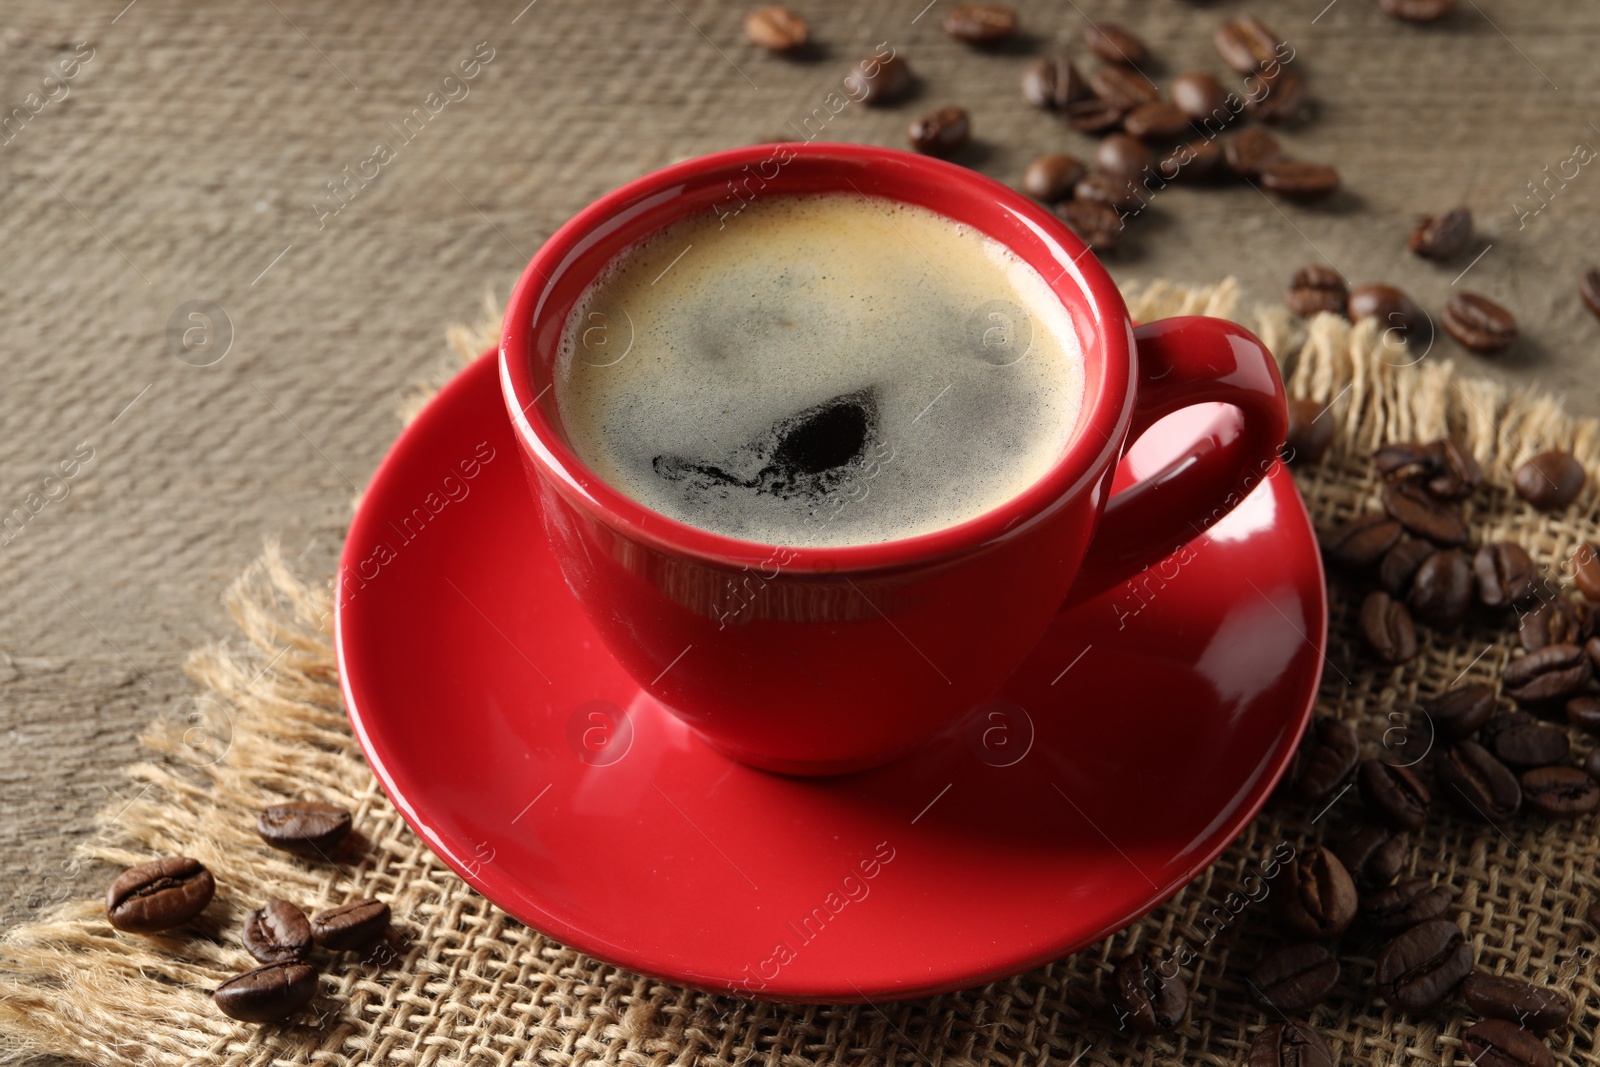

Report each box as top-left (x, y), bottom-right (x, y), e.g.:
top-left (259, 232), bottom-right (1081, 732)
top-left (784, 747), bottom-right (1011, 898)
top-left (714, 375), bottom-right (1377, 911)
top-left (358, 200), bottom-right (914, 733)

top-left (771, 395), bottom-right (869, 476)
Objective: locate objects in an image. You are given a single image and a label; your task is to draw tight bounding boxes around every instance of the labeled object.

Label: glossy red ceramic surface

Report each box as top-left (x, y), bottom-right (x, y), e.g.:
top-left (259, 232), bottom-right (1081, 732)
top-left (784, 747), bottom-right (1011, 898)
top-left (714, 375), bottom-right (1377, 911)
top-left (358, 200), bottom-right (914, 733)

top-left (500, 142), bottom-right (1288, 773)
top-left (336, 350), bottom-right (1325, 1003)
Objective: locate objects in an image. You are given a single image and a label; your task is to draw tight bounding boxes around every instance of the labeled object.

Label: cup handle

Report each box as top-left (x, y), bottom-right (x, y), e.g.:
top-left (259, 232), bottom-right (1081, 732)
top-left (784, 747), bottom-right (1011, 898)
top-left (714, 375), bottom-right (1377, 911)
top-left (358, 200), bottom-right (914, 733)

top-left (1061, 315), bottom-right (1289, 610)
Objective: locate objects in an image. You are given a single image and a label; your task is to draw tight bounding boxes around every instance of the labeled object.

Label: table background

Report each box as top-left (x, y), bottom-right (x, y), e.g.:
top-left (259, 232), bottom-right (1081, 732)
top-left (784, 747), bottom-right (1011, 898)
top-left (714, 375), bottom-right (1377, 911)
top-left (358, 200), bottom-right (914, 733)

top-left (1, 1), bottom-right (1596, 1063)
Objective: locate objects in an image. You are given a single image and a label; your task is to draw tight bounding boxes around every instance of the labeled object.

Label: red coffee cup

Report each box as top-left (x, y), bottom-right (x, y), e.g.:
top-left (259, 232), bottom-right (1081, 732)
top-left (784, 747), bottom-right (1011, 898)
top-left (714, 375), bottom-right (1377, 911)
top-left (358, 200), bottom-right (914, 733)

top-left (501, 142), bottom-right (1286, 776)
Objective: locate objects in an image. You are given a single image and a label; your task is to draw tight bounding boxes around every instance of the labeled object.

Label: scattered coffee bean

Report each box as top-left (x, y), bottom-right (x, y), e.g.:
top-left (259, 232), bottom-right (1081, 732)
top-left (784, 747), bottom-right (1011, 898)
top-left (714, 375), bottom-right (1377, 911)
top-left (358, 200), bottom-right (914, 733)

top-left (1572, 541), bottom-right (1600, 602)
top-left (1460, 1019), bottom-right (1556, 1067)
top-left (257, 801), bottom-right (353, 856)
top-left (1513, 451), bottom-right (1586, 511)
top-left (310, 898), bottom-right (391, 951)
top-left (1214, 14), bottom-right (1283, 74)
top-left (1439, 740), bottom-right (1521, 821)
top-left (1409, 549), bottom-right (1473, 628)
top-left (1285, 265), bottom-right (1347, 317)
top-left (1380, 539), bottom-right (1436, 597)
top-left (1442, 291), bottom-right (1517, 354)
top-left (1285, 399), bottom-right (1336, 464)
top-left (1520, 597), bottom-right (1592, 652)
top-left (1375, 918), bottom-right (1473, 1011)
top-left (1275, 846), bottom-right (1358, 940)
top-left (1248, 1021), bottom-right (1333, 1067)
top-left (1348, 284), bottom-right (1422, 338)
top-left (1336, 823), bottom-right (1408, 889)
top-left (1361, 589), bottom-right (1419, 663)
top-left (942, 3), bottom-right (1016, 44)
top-left (242, 899), bottom-right (313, 964)
top-left (1088, 66), bottom-right (1159, 112)
top-left (1381, 0), bottom-right (1458, 22)
top-left (1483, 712), bottom-right (1569, 768)
top-left (1420, 683), bottom-right (1497, 740)
top-left (1288, 717), bottom-right (1360, 801)
top-left (1382, 481), bottom-right (1469, 545)
top-left (1084, 21), bottom-right (1148, 66)
top-left (1159, 137), bottom-right (1225, 183)
top-left (1521, 766), bottom-right (1600, 817)
top-left (1064, 96), bottom-right (1128, 133)
top-left (1587, 634), bottom-right (1600, 672)
top-left (1474, 543), bottom-right (1537, 609)
top-left (1581, 269), bottom-right (1600, 323)
top-left (1359, 760), bottom-right (1431, 832)
top-left (1503, 644), bottom-right (1593, 704)
top-left (1261, 160), bottom-right (1341, 200)
top-left (106, 856), bottom-right (215, 934)
top-left (1321, 512), bottom-right (1402, 569)
top-left (1588, 746), bottom-right (1600, 783)
top-left (844, 53), bottom-right (911, 106)
top-left (1095, 134), bottom-right (1154, 182)
top-left (1408, 207), bottom-right (1472, 260)
top-left (1426, 437), bottom-right (1483, 500)
top-left (1567, 695), bottom-right (1600, 733)
top-left (1224, 128), bottom-right (1283, 177)
top-left (1460, 972), bottom-right (1572, 1031)
top-left (743, 5), bottom-right (808, 52)
top-left (1111, 948), bottom-right (1188, 1032)
top-left (1251, 942), bottom-right (1339, 1013)
top-left (1123, 101), bottom-right (1192, 141)
top-left (1171, 71), bottom-right (1229, 124)
top-left (1361, 878), bottom-right (1453, 933)
top-left (1075, 171), bottom-right (1143, 213)
top-left (1245, 69), bottom-right (1309, 125)
top-left (1022, 154), bottom-right (1087, 202)
top-left (1055, 198), bottom-right (1124, 251)
top-left (214, 960), bottom-right (318, 1023)
top-left (1375, 440), bottom-right (1438, 482)
top-left (907, 106), bottom-right (970, 156)
top-left (1022, 56), bottom-right (1091, 110)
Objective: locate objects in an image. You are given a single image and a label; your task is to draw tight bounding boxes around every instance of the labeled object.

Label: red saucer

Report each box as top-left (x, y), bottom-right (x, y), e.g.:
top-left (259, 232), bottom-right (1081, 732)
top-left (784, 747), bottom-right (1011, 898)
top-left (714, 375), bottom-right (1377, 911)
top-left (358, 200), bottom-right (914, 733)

top-left (336, 350), bottom-right (1326, 1003)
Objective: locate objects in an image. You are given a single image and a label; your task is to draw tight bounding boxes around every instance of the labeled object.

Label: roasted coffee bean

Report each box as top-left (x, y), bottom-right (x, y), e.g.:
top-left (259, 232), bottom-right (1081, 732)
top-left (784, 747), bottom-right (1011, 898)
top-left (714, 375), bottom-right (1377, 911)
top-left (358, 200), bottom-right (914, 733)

top-left (1336, 823), bottom-right (1408, 889)
top-left (1513, 451), bottom-right (1586, 511)
top-left (1359, 760), bottom-right (1431, 832)
top-left (1075, 171), bottom-right (1144, 213)
top-left (1055, 198), bottom-right (1123, 251)
top-left (1380, 539), bottom-right (1436, 597)
top-left (1022, 56), bottom-right (1091, 110)
top-left (1245, 69), bottom-right (1309, 125)
top-left (1158, 138), bottom-right (1224, 183)
top-left (106, 856), bottom-right (216, 933)
top-left (1375, 918), bottom-right (1473, 1011)
top-left (310, 898), bottom-right (391, 951)
top-left (1261, 160), bottom-right (1341, 200)
top-left (1361, 590), bottom-right (1418, 663)
top-left (1095, 134), bottom-right (1154, 182)
top-left (1381, 0), bottom-right (1457, 22)
top-left (1588, 634), bottom-right (1600, 673)
top-left (1084, 21), bottom-right (1147, 66)
top-left (1439, 741), bottom-right (1521, 821)
top-left (1224, 128), bottom-right (1283, 177)
top-left (1427, 437), bottom-right (1483, 500)
top-left (1123, 101), bottom-right (1192, 141)
top-left (214, 959), bottom-right (319, 1023)
top-left (1214, 14), bottom-right (1283, 74)
top-left (1110, 949), bottom-right (1188, 1032)
top-left (1521, 766), bottom-right (1600, 818)
top-left (1382, 481), bottom-right (1469, 545)
top-left (1420, 683), bottom-right (1497, 740)
top-left (1321, 512), bottom-right (1402, 569)
top-left (1288, 717), bottom-right (1360, 801)
top-left (844, 53), bottom-right (911, 106)
top-left (1460, 972), bottom-right (1572, 1031)
top-left (1171, 71), bottom-right (1229, 124)
top-left (1582, 269), bottom-right (1600, 323)
top-left (1374, 440), bottom-right (1438, 482)
top-left (1520, 597), bottom-right (1593, 652)
top-left (1484, 712), bottom-right (1569, 768)
top-left (1567, 695), bottom-right (1600, 733)
top-left (1022, 154), bottom-right (1087, 203)
top-left (1064, 96), bottom-right (1127, 133)
top-left (1474, 543), bottom-right (1537, 609)
top-left (1348, 284), bottom-right (1422, 338)
top-left (743, 5), bottom-right (808, 51)
top-left (1442, 291), bottom-right (1517, 353)
top-left (1409, 549), bottom-right (1473, 628)
top-left (907, 106), bottom-right (970, 156)
top-left (1248, 1021), bottom-right (1333, 1067)
top-left (1251, 942), bottom-right (1339, 1013)
top-left (942, 2), bottom-right (1015, 44)
top-left (1285, 399), bottom-right (1335, 464)
top-left (1460, 1019), bottom-right (1556, 1067)
top-left (1408, 207), bottom-right (1472, 260)
top-left (1573, 541), bottom-right (1600, 603)
top-left (243, 899), bottom-right (313, 964)
top-left (1285, 265), bottom-right (1347, 317)
top-left (257, 801), bottom-right (353, 855)
top-left (1503, 644), bottom-right (1593, 704)
top-left (1088, 66), bottom-right (1159, 112)
top-left (1361, 878), bottom-right (1453, 933)
top-left (1588, 746), bottom-right (1600, 784)
top-left (1275, 846), bottom-right (1357, 940)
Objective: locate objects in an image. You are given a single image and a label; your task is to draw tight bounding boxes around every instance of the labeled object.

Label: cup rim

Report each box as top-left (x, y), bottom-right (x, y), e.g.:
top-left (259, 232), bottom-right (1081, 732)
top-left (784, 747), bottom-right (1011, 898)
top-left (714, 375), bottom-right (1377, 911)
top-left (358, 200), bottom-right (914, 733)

top-left (500, 141), bottom-right (1134, 572)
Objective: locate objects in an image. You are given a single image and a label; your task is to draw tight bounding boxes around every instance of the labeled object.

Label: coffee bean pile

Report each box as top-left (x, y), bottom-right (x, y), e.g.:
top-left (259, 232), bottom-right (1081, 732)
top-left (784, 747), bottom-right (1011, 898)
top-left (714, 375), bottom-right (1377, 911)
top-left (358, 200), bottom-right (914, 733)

top-left (1285, 261), bottom-right (1522, 357)
top-left (104, 800), bottom-right (396, 1025)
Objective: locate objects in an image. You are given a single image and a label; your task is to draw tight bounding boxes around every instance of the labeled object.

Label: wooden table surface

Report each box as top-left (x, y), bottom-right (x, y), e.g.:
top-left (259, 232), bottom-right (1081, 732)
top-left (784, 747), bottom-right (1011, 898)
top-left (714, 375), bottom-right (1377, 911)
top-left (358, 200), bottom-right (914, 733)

top-left (1, 0), bottom-right (1595, 1061)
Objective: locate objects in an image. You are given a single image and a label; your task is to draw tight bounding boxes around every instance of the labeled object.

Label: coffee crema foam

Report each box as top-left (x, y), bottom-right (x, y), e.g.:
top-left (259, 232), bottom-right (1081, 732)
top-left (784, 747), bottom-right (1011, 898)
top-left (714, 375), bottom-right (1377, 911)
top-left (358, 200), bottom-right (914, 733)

top-left (553, 194), bottom-right (1085, 547)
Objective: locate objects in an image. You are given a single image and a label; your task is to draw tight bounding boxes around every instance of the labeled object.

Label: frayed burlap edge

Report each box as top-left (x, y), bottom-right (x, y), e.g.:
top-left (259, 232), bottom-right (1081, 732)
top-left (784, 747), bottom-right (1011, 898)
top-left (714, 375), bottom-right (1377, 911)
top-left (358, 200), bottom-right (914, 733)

top-left (2, 279), bottom-right (1597, 1067)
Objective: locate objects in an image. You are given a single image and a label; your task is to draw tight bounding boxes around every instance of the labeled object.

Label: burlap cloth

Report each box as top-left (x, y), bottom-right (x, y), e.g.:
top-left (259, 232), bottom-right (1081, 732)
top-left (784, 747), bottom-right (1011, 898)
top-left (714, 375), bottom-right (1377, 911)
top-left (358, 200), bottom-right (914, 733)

top-left (4, 280), bottom-right (1599, 1067)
